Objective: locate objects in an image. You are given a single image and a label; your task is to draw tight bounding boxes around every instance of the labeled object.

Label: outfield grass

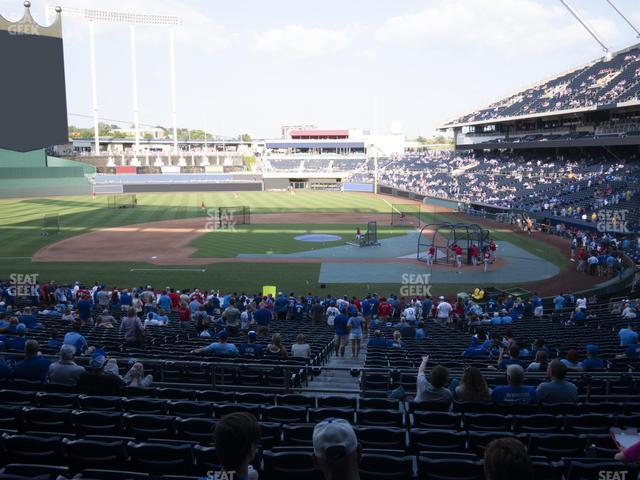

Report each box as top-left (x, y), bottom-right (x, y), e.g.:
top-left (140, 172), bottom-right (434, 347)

top-left (0, 191), bottom-right (567, 295)
top-left (0, 192), bottom-right (406, 293)
top-left (190, 223), bottom-right (408, 257)
top-left (0, 192), bottom-right (392, 258)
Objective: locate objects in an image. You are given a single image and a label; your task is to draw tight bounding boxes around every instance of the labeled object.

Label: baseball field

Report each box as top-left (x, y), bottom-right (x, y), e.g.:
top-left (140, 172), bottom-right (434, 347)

top-left (0, 191), bottom-right (584, 296)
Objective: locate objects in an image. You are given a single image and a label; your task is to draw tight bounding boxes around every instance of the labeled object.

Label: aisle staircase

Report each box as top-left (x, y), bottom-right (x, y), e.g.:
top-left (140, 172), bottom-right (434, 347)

top-left (302, 338), bottom-right (368, 397)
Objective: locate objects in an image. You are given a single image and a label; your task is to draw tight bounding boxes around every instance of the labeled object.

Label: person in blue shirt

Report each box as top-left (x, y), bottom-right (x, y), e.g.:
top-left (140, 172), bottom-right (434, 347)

top-left (486, 298), bottom-right (497, 313)
top-left (503, 296), bottom-right (514, 311)
top-left (239, 331), bottom-right (263, 358)
top-left (387, 330), bottom-right (406, 349)
top-left (367, 330), bottom-right (388, 347)
top-left (46, 329), bottom-right (63, 349)
top-left (77, 296), bottom-right (93, 323)
top-left (532, 338), bottom-right (549, 355)
top-left (580, 344), bottom-right (604, 371)
top-left (274, 294), bottom-right (289, 321)
top-left (496, 345), bottom-right (527, 370)
top-left (369, 294), bottom-right (379, 317)
top-left (511, 299), bottom-right (524, 320)
top-left (421, 297), bottom-right (433, 320)
top-left (619, 324), bottom-right (639, 346)
top-left (254, 304), bottom-right (272, 336)
top-left (500, 311), bottom-right (513, 324)
top-left (63, 322), bottom-right (89, 354)
top-left (191, 331), bottom-right (238, 356)
top-left (416, 321), bottom-right (428, 340)
top-left (189, 298), bottom-right (201, 315)
top-left (553, 294), bottom-right (565, 311)
top-left (120, 290), bottom-right (132, 307)
top-left (334, 312), bottom-right (349, 357)
top-left (532, 294), bottom-right (543, 309)
top-left (0, 356), bottom-right (12, 381)
top-left (462, 336), bottom-right (489, 357)
top-left (491, 364), bottom-right (538, 404)
top-left (490, 313), bottom-right (502, 325)
top-left (18, 307), bottom-right (38, 329)
top-left (570, 308), bottom-right (586, 325)
top-left (158, 291), bottom-right (172, 312)
top-left (289, 298), bottom-right (305, 321)
top-left (14, 340), bottom-right (51, 383)
top-left (7, 323), bottom-right (28, 352)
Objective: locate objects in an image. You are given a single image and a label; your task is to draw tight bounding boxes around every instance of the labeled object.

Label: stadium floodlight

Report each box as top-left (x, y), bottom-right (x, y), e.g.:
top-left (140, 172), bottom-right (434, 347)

top-left (558, 0), bottom-right (611, 55)
top-left (605, 0), bottom-right (640, 38)
top-left (46, 6), bottom-right (182, 156)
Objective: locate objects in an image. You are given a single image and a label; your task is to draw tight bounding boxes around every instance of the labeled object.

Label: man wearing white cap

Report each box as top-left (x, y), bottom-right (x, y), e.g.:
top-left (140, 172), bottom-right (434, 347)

top-left (312, 418), bottom-right (362, 480)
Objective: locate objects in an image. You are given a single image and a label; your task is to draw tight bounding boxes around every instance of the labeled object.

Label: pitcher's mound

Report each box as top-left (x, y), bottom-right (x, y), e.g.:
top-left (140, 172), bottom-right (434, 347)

top-left (294, 234), bottom-right (342, 242)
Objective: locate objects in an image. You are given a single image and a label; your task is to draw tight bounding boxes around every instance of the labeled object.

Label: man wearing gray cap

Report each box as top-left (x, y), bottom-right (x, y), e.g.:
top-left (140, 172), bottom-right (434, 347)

top-left (48, 344), bottom-right (85, 386)
top-left (312, 418), bottom-right (362, 480)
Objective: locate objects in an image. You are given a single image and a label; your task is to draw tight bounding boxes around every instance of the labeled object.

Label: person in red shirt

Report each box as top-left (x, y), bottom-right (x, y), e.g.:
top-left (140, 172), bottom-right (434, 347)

top-left (454, 244), bottom-right (463, 273)
top-left (427, 245), bottom-right (436, 265)
top-left (489, 239), bottom-right (497, 260)
top-left (470, 244), bottom-right (479, 266)
top-left (178, 302), bottom-right (191, 328)
top-left (378, 298), bottom-right (392, 321)
top-left (168, 288), bottom-right (181, 311)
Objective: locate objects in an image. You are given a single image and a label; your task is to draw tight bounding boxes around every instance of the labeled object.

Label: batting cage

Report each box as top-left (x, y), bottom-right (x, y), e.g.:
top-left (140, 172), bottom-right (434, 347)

top-left (346, 221), bottom-right (380, 247)
top-left (42, 214), bottom-right (60, 236)
top-left (417, 222), bottom-right (489, 264)
top-left (390, 203), bottom-right (421, 228)
top-left (108, 194), bottom-right (137, 209)
top-left (213, 206), bottom-right (251, 228)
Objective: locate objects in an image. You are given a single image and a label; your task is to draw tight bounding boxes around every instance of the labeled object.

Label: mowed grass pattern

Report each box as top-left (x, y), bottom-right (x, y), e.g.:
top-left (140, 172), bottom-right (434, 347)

top-left (190, 224), bottom-right (408, 257)
top-left (0, 192), bottom-right (418, 294)
top-left (0, 192), bottom-right (392, 258)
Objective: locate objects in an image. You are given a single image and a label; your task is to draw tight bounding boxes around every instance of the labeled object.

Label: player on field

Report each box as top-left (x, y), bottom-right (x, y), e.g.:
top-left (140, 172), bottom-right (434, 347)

top-left (426, 245), bottom-right (435, 265)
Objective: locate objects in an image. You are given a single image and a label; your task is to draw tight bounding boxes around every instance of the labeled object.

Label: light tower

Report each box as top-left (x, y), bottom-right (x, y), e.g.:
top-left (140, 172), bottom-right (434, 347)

top-left (47, 6), bottom-right (182, 159)
top-left (558, 0), bottom-right (611, 56)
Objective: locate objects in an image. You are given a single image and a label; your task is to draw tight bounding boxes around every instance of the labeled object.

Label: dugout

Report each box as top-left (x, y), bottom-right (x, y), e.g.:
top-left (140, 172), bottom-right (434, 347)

top-left (417, 222), bottom-right (489, 264)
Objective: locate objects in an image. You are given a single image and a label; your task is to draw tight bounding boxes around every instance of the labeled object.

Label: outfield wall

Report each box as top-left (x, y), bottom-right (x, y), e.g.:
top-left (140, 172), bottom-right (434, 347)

top-left (122, 182), bottom-right (263, 193)
top-left (0, 150), bottom-right (94, 198)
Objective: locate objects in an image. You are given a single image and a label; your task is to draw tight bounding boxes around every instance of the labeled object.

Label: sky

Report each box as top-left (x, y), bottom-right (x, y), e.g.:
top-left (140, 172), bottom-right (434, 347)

top-left (2, 0), bottom-right (640, 138)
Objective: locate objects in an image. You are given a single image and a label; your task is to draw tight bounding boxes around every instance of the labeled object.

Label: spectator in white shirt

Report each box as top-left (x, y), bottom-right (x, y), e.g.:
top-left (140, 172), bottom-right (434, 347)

top-left (291, 333), bottom-right (311, 358)
top-left (436, 297), bottom-right (453, 325)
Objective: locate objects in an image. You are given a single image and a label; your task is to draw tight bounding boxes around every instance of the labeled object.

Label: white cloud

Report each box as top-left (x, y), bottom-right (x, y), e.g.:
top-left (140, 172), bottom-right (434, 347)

top-left (374, 0), bottom-right (619, 58)
top-left (253, 24), bottom-right (358, 58)
top-left (38, 0), bottom-right (231, 53)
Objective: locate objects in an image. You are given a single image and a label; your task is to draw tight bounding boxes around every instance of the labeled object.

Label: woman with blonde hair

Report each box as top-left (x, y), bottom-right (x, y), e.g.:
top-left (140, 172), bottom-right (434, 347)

top-left (124, 362), bottom-right (153, 387)
top-left (388, 330), bottom-right (406, 348)
top-left (266, 333), bottom-right (288, 358)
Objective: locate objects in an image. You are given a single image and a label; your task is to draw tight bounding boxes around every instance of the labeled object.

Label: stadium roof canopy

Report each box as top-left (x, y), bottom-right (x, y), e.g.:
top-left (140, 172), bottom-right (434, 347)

top-left (441, 41), bottom-right (640, 129)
